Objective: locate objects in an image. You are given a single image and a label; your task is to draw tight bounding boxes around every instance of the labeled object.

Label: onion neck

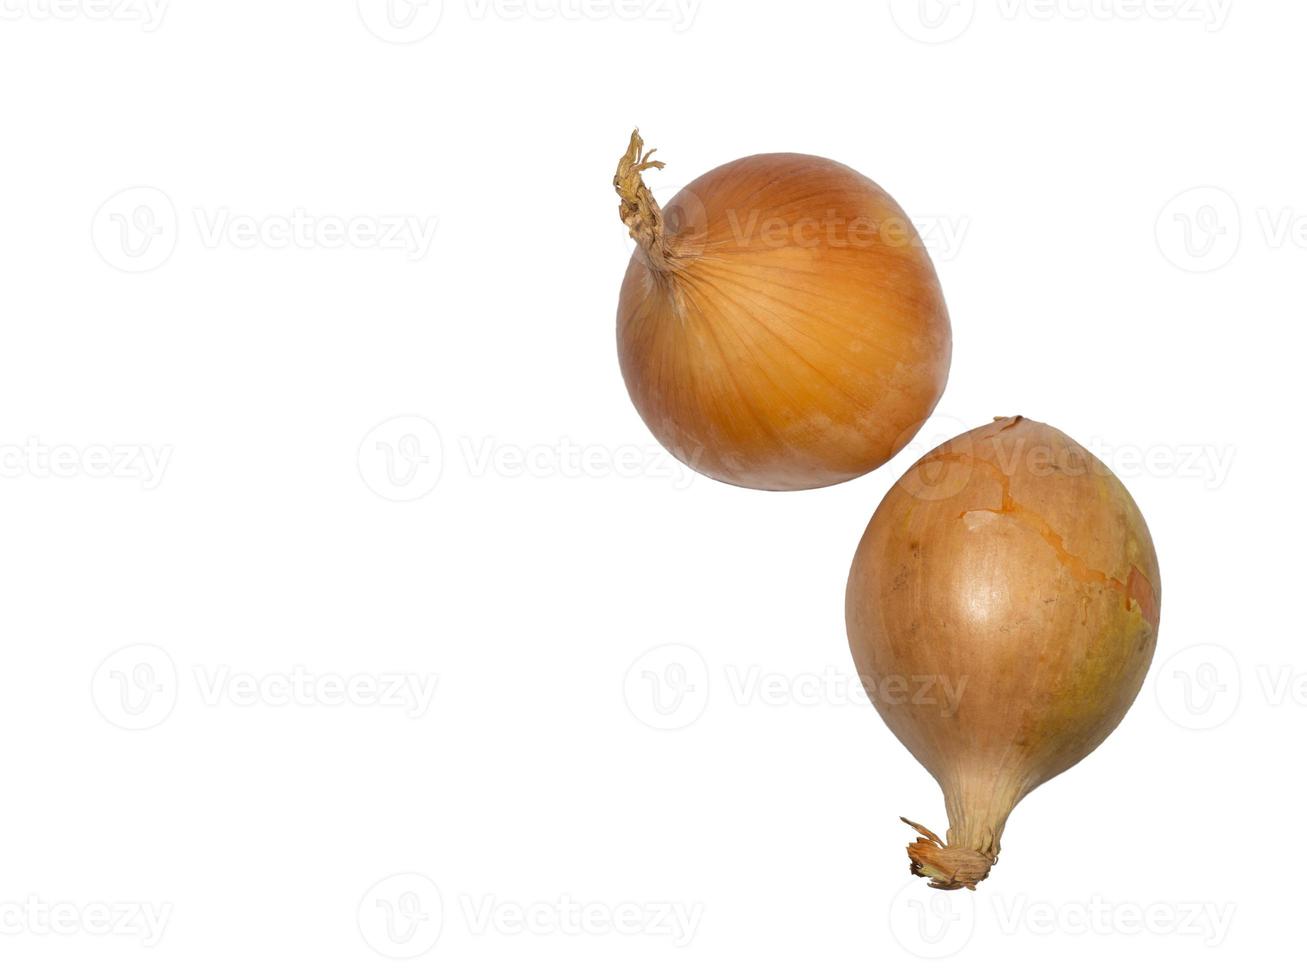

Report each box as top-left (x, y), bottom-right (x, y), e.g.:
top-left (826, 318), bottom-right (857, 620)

top-left (901, 777), bottom-right (1020, 890)
top-left (614, 129), bottom-right (674, 272)
top-left (943, 786), bottom-right (1012, 860)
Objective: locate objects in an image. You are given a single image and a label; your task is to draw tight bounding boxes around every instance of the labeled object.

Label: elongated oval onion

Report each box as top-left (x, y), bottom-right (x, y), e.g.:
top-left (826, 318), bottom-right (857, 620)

top-left (614, 131), bottom-right (951, 491)
top-left (845, 417), bottom-right (1161, 889)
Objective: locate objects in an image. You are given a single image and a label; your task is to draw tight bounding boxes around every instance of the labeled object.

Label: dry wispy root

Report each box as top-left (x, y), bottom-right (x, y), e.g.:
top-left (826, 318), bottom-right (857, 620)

top-left (901, 818), bottom-right (995, 891)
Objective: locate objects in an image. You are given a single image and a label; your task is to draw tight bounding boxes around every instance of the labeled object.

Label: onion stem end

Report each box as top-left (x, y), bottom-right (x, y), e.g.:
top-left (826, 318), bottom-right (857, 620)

top-left (614, 129), bottom-right (671, 268)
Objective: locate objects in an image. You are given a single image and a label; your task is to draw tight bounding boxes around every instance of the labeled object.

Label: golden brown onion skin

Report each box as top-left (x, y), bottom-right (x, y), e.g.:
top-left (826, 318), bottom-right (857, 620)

top-left (845, 417), bottom-right (1161, 888)
top-left (617, 152), bottom-right (951, 491)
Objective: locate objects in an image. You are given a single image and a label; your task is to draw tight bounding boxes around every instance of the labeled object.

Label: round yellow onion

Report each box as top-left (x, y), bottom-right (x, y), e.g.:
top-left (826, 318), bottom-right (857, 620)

top-left (845, 417), bottom-right (1161, 889)
top-left (613, 131), bottom-right (951, 491)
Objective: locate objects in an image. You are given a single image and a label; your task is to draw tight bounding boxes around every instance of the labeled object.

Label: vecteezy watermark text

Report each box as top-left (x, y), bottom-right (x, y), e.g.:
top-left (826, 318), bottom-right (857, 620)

top-left (623, 644), bottom-right (968, 731)
top-left (459, 436), bottom-right (698, 488)
top-left (193, 665), bottom-right (439, 716)
top-left (900, 426), bottom-right (1235, 506)
top-left (357, 417), bottom-right (704, 502)
top-left (92, 644), bottom-right (440, 730)
top-left (890, 0), bottom-right (1231, 44)
top-left (461, 894), bottom-right (702, 946)
top-left (192, 208), bottom-right (438, 259)
top-left (0, 439), bottom-right (172, 489)
top-left (0, 896), bottom-right (172, 947)
top-left (633, 195), bottom-right (972, 265)
top-left (357, 0), bottom-right (700, 43)
top-left (890, 883), bottom-right (1235, 958)
top-left (92, 187), bottom-right (439, 272)
top-left (464, 0), bottom-right (699, 29)
top-left (719, 209), bottom-right (969, 258)
top-left (357, 873), bottom-right (702, 958)
top-left (0, 0), bottom-right (169, 30)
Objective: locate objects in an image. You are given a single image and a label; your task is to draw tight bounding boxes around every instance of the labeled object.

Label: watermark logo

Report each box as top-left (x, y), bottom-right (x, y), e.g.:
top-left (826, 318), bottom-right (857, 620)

top-left (358, 416), bottom-right (444, 502)
top-left (1156, 645), bottom-right (1307, 728)
top-left (890, 0), bottom-right (976, 43)
top-left (623, 647), bottom-right (964, 728)
top-left (92, 187), bottom-right (177, 273)
top-left (1155, 186), bottom-right (1241, 272)
top-left (1154, 643), bottom-right (1240, 730)
top-left (358, 873), bottom-right (443, 958)
top-left (890, 886), bottom-right (1234, 956)
top-left (885, 412), bottom-right (978, 503)
top-left (91, 644), bottom-right (178, 731)
top-left (615, 181), bottom-right (705, 272)
top-left (616, 184), bottom-right (968, 269)
top-left (888, 880), bottom-right (976, 957)
top-left (891, 0), bottom-right (1231, 42)
top-left (357, 0), bottom-right (444, 42)
top-left (890, 415), bottom-right (1235, 504)
top-left (358, 418), bottom-right (700, 498)
top-left (1158, 186), bottom-right (1307, 273)
top-left (623, 643), bottom-right (710, 731)
top-left (94, 188), bottom-right (438, 271)
top-left (92, 649), bottom-right (439, 727)
top-left (358, 877), bottom-right (701, 951)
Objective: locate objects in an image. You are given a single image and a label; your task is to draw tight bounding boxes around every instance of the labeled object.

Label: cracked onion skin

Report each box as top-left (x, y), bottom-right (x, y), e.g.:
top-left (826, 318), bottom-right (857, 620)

top-left (614, 131), bottom-right (951, 491)
top-left (845, 417), bottom-right (1161, 889)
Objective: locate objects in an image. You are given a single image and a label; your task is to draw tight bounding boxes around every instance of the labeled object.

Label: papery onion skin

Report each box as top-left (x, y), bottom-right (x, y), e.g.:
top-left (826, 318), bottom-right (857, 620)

top-left (614, 131), bottom-right (951, 491)
top-left (845, 417), bottom-right (1161, 889)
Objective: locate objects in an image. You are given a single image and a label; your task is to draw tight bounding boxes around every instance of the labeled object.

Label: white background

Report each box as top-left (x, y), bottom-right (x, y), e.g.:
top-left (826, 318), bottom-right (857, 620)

top-left (0, 0), bottom-right (1298, 975)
